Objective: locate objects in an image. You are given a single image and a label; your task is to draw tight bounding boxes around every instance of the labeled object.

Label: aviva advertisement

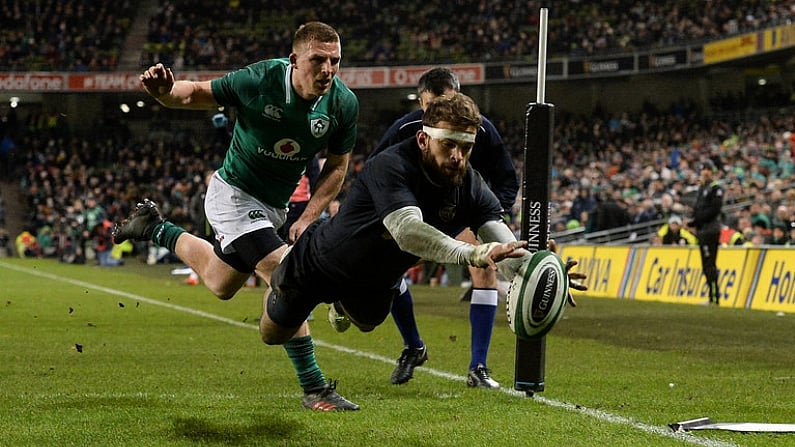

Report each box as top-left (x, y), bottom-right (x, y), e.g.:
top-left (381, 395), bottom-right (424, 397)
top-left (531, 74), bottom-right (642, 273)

top-left (558, 245), bottom-right (635, 300)
top-left (559, 245), bottom-right (789, 313)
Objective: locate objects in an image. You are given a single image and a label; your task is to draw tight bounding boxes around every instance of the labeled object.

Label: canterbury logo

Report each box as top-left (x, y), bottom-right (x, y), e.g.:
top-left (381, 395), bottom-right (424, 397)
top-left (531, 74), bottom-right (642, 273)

top-left (248, 209), bottom-right (266, 220)
top-left (263, 104), bottom-right (283, 120)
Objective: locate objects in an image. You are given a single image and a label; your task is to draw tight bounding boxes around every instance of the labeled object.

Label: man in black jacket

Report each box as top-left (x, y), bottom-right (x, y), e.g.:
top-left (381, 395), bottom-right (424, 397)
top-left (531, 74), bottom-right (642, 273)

top-left (689, 159), bottom-right (723, 305)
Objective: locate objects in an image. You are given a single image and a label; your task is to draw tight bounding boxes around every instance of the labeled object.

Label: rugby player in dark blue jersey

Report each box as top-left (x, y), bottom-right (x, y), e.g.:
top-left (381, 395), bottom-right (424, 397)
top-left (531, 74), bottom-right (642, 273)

top-left (260, 93), bottom-right (536, 407)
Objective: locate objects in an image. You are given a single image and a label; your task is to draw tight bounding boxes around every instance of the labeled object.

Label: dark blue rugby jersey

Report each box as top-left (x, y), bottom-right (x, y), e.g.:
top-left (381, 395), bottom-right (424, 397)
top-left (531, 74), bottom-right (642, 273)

top-left (305, 137), bottom-right (503, 287)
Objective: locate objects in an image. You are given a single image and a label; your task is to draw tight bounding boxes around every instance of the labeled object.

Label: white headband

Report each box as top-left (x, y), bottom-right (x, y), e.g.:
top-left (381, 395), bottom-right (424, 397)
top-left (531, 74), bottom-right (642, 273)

top-left (422, 126), bottom-right (476, 143)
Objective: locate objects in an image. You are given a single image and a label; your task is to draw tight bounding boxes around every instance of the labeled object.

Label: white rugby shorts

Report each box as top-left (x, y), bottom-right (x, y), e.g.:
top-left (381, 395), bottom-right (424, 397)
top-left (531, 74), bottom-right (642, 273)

top-left (204, 171), bottom-right (288, 253)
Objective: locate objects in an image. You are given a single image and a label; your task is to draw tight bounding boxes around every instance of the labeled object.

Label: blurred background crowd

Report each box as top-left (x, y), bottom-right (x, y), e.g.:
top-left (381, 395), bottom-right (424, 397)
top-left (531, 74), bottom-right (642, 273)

top-left (2, 0), bottom-right (794, 70)
top-left (0, 0), bottom-right (794, 265)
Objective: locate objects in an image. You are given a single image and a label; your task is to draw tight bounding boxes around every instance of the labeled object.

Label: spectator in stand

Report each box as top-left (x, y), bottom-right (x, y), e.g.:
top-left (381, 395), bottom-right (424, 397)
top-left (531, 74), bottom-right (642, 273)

top-left (751, 218), bottom-right (772, 243)
top-left (719, 220), bottom-right (746, 247)
top-left (787, 220), bottom-right (795, 246)
top-left (656, 193), bottom-right (676, 218)
top-left (748, 232), bottom-right (767, 246)
top-left (633, 198), bottom-right (662, 224)
top-left (83, 196), bottom-right (107, 237)
top-left (654, 215), bottom-right (698, 246)
top-left (588, 190), bottom-right (632, 232)
top-left (15, 230), bottom-right (41, 258)
top-left (769, 222), bottom-right (790, 246)
top-left (36, 225), bottom-right (56, 257)
top-left (211, 112), bottom-right (233, 149)
top-left (0, 227), bottom-right (9, 257)
top-left (570, 187), bottom-right (597, 225)
top-left (92, 220), bottom-right (122, 266)
top-left (771, 204), bottom-right (792, 230)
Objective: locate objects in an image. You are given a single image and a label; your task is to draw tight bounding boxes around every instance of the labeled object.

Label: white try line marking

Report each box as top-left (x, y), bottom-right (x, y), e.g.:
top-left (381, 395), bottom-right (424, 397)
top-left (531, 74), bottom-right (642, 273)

top-left (0, 261), bottom-right (738, 447)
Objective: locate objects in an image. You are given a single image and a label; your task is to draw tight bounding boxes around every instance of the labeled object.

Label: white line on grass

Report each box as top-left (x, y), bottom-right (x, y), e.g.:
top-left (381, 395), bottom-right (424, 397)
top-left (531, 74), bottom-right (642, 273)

top-left (1, 262), bottom-right (738, 447)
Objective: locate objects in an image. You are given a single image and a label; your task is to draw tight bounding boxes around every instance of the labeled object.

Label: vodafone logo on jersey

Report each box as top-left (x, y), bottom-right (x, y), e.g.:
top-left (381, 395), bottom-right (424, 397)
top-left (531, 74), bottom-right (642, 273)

top-left (271, 138), bottom-right (301, 159)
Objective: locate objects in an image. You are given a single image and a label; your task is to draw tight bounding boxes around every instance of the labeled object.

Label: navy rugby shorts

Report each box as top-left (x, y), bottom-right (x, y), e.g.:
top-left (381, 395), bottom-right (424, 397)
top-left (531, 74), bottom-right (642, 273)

top-left (266, 222), bottom-right (398, 329)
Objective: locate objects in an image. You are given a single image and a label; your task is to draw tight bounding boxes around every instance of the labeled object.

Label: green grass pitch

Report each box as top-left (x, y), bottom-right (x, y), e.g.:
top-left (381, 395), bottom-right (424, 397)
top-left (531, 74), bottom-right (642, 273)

top-left (1, 258), bottom-right (794, 447)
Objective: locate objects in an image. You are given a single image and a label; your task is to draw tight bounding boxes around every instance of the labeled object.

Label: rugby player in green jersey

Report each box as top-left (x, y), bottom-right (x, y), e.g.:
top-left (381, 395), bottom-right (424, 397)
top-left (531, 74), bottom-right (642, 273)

top-left (114, 22), bottom-right (360, 410)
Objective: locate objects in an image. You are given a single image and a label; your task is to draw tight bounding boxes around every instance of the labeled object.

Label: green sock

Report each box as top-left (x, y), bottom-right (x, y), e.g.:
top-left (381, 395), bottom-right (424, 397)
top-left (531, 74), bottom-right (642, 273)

top-left (151, 221), bottom-right (185, 252)
top-left (284, 335), bottom-right (326, 392)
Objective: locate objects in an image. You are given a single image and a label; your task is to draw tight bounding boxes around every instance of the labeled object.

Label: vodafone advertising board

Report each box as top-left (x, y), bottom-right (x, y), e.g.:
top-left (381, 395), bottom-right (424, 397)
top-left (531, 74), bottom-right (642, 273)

top-left (383, 64), bottom-right (484, 87)
top-left (0, 65), bottom-right (484, 92)
top-left (0, 73), bottom-right (67, 91)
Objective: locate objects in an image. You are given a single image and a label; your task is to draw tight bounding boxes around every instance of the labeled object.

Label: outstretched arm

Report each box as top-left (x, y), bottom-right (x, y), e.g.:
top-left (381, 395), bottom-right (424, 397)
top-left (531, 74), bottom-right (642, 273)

top-left (140, 63), bottom-right (218, 110)
top-left (477, 221), bottom-right (587, 305)
top-left (383, 206), bottom-right (527, 268)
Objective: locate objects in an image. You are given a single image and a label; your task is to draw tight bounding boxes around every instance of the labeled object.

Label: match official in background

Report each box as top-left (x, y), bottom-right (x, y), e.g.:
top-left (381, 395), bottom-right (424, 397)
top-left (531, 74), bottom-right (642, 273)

top-left (370, 67), bottom-right (519, 388)
top-left (689, 159), bottom-right (723, 305)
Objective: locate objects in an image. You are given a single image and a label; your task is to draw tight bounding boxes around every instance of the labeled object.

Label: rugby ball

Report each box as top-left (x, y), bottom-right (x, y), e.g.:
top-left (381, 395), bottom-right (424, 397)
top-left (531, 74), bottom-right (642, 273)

top-left (506, 250), bottom-right (569, 339)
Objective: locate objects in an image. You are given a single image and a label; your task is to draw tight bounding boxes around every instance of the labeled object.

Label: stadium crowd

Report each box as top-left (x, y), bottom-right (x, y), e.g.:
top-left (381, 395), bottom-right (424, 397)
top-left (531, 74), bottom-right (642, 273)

top-left (0, 0), bottom-right (135, 71)
top-left (1, 1), bottom-right (795, 265)
top-left (2, 98), bottom-right (794, 265)
top-left (0, 105), bottom-right (224, 263)
top-left (141, 0), bottom-right (795, 68)
top-left (1, 0), bottom-right (794, 71)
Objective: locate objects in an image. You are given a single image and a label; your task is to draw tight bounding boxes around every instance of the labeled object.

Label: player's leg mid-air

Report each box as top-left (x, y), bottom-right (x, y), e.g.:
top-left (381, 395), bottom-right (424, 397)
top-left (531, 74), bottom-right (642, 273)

top-left (114, 199), bottom-right (360, 412)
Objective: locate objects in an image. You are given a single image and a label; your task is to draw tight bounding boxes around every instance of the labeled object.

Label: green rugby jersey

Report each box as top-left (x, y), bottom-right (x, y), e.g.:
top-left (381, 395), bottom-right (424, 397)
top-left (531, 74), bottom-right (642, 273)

top-left (211, 58), bottom-right (358, 208)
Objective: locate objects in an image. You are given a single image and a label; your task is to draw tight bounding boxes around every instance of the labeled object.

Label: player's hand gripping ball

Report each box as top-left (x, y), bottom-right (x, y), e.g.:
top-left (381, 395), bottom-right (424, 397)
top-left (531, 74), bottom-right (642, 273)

top-left (506, 250), bottom-right (569, 339)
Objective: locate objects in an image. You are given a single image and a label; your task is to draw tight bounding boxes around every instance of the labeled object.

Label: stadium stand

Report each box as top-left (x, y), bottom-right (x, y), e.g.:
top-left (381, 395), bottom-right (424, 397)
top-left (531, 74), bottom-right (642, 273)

top-left (4, 102), bottom-right (793, 262)
top-left (2, 1), bottom-right (793, 71)
top-left (136, 0), bottom-right (795, 68)
top-left (0, 2), bottom-right (794, 260)
top-left (0, 0), bottom-right (136, 71)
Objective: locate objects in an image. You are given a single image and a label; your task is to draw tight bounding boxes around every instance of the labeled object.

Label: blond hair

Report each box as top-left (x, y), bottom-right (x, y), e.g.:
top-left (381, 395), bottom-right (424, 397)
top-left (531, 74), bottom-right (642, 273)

top-left (293, 22), bottom-right (340, 51)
